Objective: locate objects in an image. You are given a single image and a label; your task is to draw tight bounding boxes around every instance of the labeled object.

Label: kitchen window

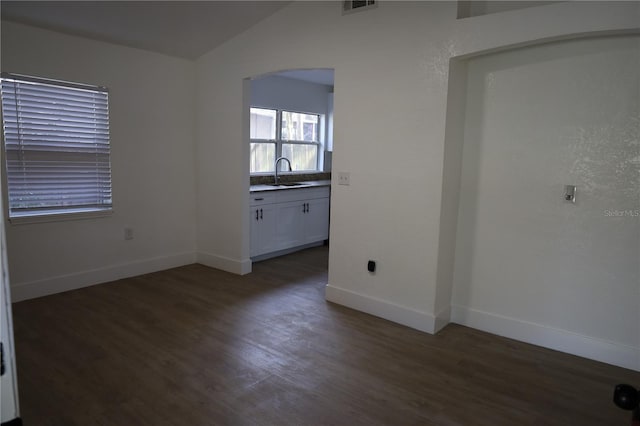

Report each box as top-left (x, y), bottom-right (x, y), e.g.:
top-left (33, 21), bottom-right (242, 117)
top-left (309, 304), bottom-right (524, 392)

top-left (250, 107), bottom-right (321, 174)
top-left (0, 73), bottom-right (112, 222)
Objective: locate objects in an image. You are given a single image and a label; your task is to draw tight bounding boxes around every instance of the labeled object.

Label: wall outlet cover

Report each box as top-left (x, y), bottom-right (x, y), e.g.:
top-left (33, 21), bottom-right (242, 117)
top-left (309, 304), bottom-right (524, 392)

top-left (124, 228), bottom-right (134, 240)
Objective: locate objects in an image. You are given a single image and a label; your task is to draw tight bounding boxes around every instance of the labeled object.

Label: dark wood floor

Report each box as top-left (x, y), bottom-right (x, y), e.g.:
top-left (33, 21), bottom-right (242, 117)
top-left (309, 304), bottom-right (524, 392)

top-left (11, 246), bottom-right (639, 425)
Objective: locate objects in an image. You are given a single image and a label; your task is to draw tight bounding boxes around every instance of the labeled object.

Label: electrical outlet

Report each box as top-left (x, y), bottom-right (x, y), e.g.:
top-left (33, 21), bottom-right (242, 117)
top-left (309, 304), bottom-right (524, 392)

top-left (338, 172), bottom-right (350, 186)
top-left (124, 228), bottom-right (134, 240)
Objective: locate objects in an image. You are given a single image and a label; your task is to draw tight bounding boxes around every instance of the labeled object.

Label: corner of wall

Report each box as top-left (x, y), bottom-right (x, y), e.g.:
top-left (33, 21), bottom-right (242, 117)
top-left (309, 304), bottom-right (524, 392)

top-left (433, 57), bottom-right (470, 328)
top-left (197, 251), bottom-right (252, 276)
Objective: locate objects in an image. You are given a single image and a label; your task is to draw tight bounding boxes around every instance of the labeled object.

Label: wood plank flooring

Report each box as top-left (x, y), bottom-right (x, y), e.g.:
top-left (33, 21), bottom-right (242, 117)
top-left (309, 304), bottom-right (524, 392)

top-left (11, 246), bottom-right (640, 425)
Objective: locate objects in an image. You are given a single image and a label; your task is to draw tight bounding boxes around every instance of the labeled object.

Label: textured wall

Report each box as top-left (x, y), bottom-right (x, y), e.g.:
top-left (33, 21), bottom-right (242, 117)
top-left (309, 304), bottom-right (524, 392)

top-left (452, 35), bottom-right (639, 368)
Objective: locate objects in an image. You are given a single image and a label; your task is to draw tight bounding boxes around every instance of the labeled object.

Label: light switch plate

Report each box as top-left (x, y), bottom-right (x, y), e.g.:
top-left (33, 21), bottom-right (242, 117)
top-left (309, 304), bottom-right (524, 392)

top-left (338, 172), bottom-right (350, 186)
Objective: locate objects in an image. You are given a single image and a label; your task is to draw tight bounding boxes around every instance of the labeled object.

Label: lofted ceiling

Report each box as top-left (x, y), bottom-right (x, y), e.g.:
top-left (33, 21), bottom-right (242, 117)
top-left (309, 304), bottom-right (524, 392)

top-left (0, 1), bottom-right (292, 60)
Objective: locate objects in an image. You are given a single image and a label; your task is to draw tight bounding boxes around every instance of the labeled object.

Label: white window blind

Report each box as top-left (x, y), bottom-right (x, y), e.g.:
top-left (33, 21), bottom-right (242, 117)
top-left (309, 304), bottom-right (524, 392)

top-left (0, 73), bottom-right (112, 219)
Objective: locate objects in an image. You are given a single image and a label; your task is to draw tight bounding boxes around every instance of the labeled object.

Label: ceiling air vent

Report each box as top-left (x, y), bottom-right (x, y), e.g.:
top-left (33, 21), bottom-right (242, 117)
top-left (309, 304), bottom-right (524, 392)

top-left (343, 0), bottom-right (377, 15)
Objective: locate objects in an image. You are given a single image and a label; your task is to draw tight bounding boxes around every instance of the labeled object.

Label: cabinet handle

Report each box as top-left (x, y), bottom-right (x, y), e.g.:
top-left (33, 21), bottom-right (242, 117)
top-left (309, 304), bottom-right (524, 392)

top-left (260, 208), bottom-right (263, 219)
top-left (255, 209), bottom-right (259, 221)
top-left (254, 197), bottom-right (264, 201)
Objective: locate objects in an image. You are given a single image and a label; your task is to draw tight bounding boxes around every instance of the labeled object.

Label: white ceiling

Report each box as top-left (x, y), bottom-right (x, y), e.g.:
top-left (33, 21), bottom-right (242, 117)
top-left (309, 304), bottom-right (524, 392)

top-left (1, 1), bottom-right (292, 60)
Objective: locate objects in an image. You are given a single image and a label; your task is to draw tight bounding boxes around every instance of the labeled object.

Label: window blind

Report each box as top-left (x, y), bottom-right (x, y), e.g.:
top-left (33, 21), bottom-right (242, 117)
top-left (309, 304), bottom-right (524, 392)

top-left (0, 73), bottom-right (112, 219)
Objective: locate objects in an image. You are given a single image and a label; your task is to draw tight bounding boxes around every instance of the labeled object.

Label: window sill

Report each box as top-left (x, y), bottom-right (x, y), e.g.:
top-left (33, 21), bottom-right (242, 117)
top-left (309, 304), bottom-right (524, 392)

top-left (9, 208), bottom-right (113, 225)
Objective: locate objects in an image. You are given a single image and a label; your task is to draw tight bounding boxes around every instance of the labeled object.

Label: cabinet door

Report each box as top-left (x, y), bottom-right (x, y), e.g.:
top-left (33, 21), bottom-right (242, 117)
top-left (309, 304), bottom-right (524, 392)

top-left (250, 204), bottom-right (279, 257)
top-left (275, 201), bottom-right (305, 250)
top-left (304, 197), bottom-right (330, 243)
top-left (250, 207), bottom-right (260, 257)
top-left (259, 204), bottom-right (279, 254)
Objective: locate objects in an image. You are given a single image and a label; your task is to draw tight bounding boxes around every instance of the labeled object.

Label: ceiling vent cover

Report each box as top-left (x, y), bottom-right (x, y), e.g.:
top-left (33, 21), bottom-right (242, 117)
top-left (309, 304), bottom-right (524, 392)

top-left (343, 0), bottom-right (377, 14)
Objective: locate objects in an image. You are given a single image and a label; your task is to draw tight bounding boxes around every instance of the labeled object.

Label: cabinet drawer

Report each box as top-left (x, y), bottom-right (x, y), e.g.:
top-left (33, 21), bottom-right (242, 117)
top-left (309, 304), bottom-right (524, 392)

top-left (275, 186), bottom-right (330, 203)
top-left (299, 186), bottom-right (330, 200)
top-left (249, 192), bottom-right (276, 206)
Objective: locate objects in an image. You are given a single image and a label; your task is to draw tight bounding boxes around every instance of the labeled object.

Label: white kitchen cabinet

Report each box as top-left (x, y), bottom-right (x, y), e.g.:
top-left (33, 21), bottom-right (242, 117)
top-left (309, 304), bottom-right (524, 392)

top-left (275, 201), bottom-right (305, 249)
top-left (250, 193), bottom-right (279, 257)
top-left (302, 197), bottom-right (330, 244)
top-left (249, 186), bottom-right (330, 259)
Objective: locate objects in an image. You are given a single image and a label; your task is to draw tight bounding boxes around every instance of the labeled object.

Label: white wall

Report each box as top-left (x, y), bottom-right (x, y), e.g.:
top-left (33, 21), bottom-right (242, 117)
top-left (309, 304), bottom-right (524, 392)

top-left (1, 22), bottom-right (198, 301)
top-left (195, 0), bottom-right (639, 369)
top-left (435, 58), bottom-right (468, 332)
top-left (195, 0), bottom-right (458, 303)
top-left (451, 35), bottom-right (640, 370)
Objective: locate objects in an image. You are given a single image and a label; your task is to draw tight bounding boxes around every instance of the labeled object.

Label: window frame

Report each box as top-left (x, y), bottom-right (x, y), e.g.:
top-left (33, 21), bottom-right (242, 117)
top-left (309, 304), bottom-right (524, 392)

top-left (249, 107), bottom-right (322, 175)
top-left (0, 72), bottom-right (113, 224)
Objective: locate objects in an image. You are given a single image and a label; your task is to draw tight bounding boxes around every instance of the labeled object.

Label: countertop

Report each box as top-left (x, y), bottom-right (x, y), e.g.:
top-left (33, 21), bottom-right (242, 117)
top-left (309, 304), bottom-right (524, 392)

top-left (250, 180), bottom-right (331, 193)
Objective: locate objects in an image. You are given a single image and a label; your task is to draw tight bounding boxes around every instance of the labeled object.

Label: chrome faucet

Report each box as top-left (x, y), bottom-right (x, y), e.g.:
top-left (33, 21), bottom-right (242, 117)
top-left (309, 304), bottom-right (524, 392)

top-left (274, 157), bottom-right (292, 185)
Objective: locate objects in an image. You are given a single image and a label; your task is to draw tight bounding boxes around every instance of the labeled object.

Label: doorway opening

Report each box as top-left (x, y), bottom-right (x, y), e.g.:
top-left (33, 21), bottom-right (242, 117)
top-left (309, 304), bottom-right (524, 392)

top-left (245, 68), bottom-right (335, 271)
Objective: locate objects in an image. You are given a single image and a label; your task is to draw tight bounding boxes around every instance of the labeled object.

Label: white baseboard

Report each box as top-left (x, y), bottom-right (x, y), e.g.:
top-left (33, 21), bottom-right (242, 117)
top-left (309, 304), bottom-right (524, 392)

top-left (197, 251), bottom-right (252, 275)
top-left (11, 251), bottom-right (197, 302)
top-left (325, 284), bottom-right (437, 333)
top-left (451, 304), bottom-right (640, 371)
top-left (434, 305), bottom-right (451, 333)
